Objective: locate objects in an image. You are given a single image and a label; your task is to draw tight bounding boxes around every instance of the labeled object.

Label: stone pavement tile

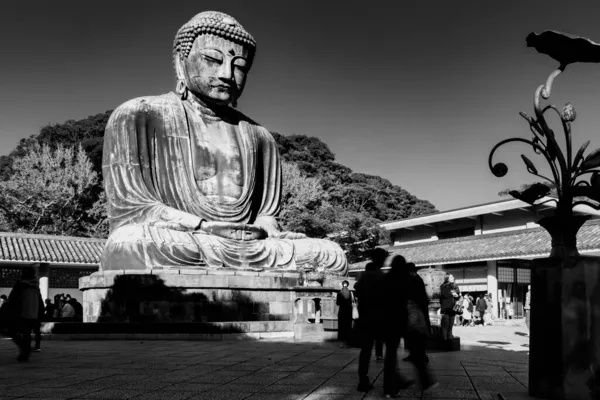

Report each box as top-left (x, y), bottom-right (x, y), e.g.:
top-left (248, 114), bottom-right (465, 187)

top-left (127, 390), bottom-right (197, 400)
top-left (364, 394), bottom-right (421, 400)
top-left (421, 389), bottom-right (480, 399)
top-left (217, 382), bottom-right (269, 392)
top-left (77, 389), bottom-right (147, 399)
top-left (161, 383), bottom-right (219, 393)
top-left (310, 384), bottom-right (362, 395)
top-left (475, 383), bottom-right (527, 392)
top-left (0, 386), bottom-right (45, 398)
top-left (512, 372), bottom-right (528, 385)
top-left (110, 381), bottom-right (174, 391)
top-left (432, 377), bottom-right (475, 390)
top-left (22, 388), bottom-right (98, 398)
top-left (466, 370), bottom-right (512, 377)
top-left (258, 383), bottom-right (315, 394)
top-left (66, 381), bottom-right (123, 391)
top-left (22, 380), bottom-right (82, 389)
top-left (245, 394), bottom-right (306, 400)
top-left (187, 391), bottom-right (254, 400)
top-left (191, 373), bottom-right (247, 384)
top-left (304, 394), bottom-right (364, 400)
top-left (226, 364), bottom-right (268, 372)
top-left (235, 372), bottom-right (291, 384)
top-left (470, 376), bottom-right (523, 385)
top-left (260, 364), bottom-right (304, 372)
top-left (0, 377), bottom-right (40, 387)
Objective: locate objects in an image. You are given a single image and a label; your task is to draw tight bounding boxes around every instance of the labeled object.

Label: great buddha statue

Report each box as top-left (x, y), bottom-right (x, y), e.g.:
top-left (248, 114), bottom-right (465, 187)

top-left (100, 11), bottom-right (347, 276)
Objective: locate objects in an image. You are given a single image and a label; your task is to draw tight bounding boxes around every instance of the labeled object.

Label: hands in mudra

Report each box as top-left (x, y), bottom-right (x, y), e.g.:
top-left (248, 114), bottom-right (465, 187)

top-left (195, 220), bottom-right (306, 241)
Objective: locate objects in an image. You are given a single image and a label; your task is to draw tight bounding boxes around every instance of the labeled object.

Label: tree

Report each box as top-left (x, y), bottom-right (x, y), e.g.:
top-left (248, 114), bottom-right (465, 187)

top-left (0, 111), bottom-right (111, 179)
top-left (0, 144), bottom-right (105, 236)
top-left (279, 162), bottom-right (328, 231)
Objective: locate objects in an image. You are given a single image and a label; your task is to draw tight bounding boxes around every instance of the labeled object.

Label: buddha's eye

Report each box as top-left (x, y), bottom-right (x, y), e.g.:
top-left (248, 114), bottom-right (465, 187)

top-left (202, 55), bottom-right (222, 65)
top-left (200, 50), bottom-right (223, 64)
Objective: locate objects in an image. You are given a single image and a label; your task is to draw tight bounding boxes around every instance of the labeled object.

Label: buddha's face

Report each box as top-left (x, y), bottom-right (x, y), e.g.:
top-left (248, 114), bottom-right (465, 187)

top-left (179, 35), bottom-right (250, 106)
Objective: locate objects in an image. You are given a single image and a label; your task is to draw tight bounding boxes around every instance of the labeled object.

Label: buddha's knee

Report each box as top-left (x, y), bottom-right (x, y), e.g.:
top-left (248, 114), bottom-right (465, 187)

top-left (101, 225), bottom-right (149, 271)
top-left (102, 224), bottom-right (203, 271)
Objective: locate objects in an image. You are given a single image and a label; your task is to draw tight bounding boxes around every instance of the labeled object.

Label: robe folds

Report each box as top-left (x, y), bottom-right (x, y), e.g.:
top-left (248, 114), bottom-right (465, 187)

top-left (101, 92), bottom-right (347, 274)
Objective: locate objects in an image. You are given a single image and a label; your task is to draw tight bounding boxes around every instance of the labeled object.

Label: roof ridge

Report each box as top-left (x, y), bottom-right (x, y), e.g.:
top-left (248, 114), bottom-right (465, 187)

top-left (0, 231), bottom-right (106, 243)
top-left (392, 218), bottom-right (600, 250)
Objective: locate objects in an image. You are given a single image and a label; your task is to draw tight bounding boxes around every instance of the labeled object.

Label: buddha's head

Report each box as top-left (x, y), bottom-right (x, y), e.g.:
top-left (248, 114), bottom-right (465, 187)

top-left (173, 11), bottom-right (256, 107)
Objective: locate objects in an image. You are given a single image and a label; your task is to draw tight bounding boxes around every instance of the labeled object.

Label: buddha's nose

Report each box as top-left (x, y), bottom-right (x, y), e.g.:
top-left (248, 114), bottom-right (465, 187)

top-left (218, 61), bottom-right (233, 81)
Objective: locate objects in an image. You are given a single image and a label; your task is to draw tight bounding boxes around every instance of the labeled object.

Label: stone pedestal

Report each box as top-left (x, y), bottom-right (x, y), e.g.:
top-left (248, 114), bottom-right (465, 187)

top-left (529, 256), bottom-right (600, 400)
top-left (79, 269), bottom-right (352, 341)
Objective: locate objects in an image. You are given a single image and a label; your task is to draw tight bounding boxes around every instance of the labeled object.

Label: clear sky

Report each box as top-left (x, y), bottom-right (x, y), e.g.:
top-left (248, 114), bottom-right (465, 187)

top-left (3, 0), bottom-right (600, 211)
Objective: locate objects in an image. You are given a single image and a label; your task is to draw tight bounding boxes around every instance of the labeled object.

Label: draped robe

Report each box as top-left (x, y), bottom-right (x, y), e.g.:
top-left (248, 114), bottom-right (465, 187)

top-left (100, 92), bottom-right (347, 274)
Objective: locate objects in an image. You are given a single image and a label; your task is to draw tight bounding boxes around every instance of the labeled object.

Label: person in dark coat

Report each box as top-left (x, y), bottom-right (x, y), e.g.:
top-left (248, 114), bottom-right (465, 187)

top-left (381, 256), bottom-right (416, 397)
top-left (403, 263), bottom-right (429, 364)
top-left (439, 274), bottom-right (460, 341)
top-left (43, 299), bottom-right (54, 322)
top-left (355, 248), bottom-right (388, 392)
top-left (336, 280), bottom-right (353, 347)
top-left (475, 295), bottom-right (487, 326)
top-left (8, 266), bottom-right (44, 362)
top-left (387, 258), bottom-right (438, 393)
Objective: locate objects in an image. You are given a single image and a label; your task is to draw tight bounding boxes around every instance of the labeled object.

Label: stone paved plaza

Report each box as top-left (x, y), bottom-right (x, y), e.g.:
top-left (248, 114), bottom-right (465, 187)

top-left (0, 326), bottom-right (531, 400)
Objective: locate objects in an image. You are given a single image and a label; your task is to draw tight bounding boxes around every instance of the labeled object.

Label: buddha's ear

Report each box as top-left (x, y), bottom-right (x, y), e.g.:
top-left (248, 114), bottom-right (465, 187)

top-left (174, 53), bottom-right (187, 81)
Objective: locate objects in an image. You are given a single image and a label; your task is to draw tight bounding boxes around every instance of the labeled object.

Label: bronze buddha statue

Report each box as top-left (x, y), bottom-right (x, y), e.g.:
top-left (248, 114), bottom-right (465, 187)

top-left (100, 11), bottom-right (347, 275)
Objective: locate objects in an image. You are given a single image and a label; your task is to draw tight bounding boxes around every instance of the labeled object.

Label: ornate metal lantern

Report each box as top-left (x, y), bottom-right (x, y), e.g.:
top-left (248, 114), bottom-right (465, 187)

top-left (489, 31), bottom-right (600, 258)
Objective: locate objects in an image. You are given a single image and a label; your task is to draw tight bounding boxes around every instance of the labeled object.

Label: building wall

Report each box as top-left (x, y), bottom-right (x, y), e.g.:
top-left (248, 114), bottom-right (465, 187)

top-left (393, 225), bottom-right (437, 245)
top-left (481, 212), bottom-right (535, 234)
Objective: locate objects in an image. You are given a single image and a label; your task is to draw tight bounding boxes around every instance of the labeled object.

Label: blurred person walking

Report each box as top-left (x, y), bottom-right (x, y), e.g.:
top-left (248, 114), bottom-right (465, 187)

top-left (403, 263), bottom-right (429, 365)
top-left (385, 257), bottom-right (437, 397)
top-left (7, 266), bottom-right (44, 362)
top-left (355, 248), bottom-right (388, 392)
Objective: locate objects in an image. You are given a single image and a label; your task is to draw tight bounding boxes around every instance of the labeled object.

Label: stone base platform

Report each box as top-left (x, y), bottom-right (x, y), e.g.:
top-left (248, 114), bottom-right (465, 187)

top-left (39, 321), bottom-right (295, 341)
top-left (79, 269), bottom-right (353, 341)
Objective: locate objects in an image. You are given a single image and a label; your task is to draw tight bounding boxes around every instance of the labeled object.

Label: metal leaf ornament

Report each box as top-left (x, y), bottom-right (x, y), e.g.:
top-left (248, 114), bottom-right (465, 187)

top-left (581, 148), bottom-right (600, 170)
top-left (573, 140), bottom-right (591, 169)
top-left (521, 155), bottom-right (538, 174)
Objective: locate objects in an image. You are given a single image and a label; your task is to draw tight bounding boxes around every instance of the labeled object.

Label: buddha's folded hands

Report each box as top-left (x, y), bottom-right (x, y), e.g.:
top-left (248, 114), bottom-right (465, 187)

top-left (196, 221), bottom-right (267, 241)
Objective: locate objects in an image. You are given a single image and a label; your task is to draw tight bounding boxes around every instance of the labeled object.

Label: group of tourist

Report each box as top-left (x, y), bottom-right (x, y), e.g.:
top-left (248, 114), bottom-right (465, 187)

top-left (337, 248), bottom-right (438, 398)
top-left (455, 292), bottom-right (493, 327)
top-left (47, 293), bottom-right (83, 321)
top-left (0, 267), bottom-right (86, 362)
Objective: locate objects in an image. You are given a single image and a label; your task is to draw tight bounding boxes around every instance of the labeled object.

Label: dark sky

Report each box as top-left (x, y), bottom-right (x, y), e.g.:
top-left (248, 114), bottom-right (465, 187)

top-left (3, 1), bottom-right (600, 211)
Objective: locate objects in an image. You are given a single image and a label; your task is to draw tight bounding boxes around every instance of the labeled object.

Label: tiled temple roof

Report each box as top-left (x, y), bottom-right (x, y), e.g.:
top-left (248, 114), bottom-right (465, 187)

top-left (349, 219), bottom-right (600, 271)
top-left (0, 232), bottom-right (105, 265)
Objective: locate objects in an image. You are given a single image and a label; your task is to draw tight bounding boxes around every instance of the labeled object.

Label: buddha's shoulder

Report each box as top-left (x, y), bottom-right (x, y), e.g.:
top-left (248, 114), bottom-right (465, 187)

top-left (228, 109), bottom-right (274, 140)
top-left (112, 93), bottom-right (182, 116)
